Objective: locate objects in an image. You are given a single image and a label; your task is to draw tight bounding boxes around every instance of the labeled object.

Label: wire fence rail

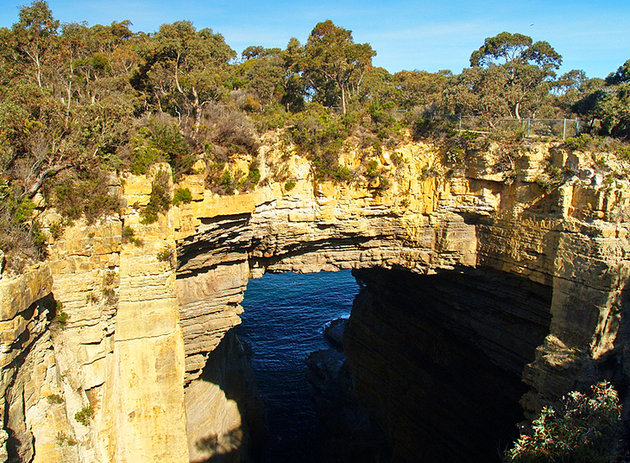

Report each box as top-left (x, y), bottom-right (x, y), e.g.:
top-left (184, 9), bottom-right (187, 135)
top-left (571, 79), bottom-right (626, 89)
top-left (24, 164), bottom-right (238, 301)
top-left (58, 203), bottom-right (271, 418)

top-left (449, 115), bottom-right (582, 140)
top-left (415, 113), bottom-right (582, 139)
top-left (326, 106), bottom-right (582, 140)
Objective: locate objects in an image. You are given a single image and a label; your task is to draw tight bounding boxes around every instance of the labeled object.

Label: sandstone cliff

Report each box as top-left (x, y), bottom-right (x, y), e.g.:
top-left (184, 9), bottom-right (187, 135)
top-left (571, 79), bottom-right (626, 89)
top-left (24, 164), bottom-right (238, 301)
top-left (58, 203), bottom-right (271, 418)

top-left (0, 138), bottom-right (628, 462)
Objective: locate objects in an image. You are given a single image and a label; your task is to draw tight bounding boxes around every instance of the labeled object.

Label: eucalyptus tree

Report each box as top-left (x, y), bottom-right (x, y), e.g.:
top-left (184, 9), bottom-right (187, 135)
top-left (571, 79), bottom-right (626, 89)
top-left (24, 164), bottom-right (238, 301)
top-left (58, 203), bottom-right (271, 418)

top-left (462, 32), bottom-right (562, 119)
top-left (567, 59), bottom-right (630, 137)
top-left (359, 67), bottom-right (400, 106)
top-left (11, 0), bottom-right (59, 89)
top-left (238, 46), bottom-right (286, 105)
top-left (301, 20), bottom-right (375, 114)
top-left (594, 59), bottom-right (630, 137)
top-left (393, 69), bottom-right (453, 111)
top-left (134, 21), bottom-right (236, 126)
top-left (605, 59), bottom-right (630, 85)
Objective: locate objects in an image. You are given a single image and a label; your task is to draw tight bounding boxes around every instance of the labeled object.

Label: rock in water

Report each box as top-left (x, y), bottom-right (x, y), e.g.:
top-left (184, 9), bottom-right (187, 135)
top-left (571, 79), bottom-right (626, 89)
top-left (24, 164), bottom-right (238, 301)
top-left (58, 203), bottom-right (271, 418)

top-left (324, 318), bottom-right (347, 350)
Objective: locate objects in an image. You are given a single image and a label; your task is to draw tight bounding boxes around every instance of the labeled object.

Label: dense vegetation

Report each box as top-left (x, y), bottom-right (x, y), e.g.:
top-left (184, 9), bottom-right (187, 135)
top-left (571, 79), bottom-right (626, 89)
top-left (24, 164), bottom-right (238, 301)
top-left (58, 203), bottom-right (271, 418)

top-left (0, 1), bottom-right (628, 269)
top-left (505, 382), bottom-right (623, 463)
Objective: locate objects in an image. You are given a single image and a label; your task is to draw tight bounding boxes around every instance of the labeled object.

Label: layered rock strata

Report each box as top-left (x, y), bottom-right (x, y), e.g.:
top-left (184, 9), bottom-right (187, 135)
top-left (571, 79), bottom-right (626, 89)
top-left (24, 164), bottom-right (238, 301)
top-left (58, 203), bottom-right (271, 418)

top-left (0, 139), bottom-right (628, 462)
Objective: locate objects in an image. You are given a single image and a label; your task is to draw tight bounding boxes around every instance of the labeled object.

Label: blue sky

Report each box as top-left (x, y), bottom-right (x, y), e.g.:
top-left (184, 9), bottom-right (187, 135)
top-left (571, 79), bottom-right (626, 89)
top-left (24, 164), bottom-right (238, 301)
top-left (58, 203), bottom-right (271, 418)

top-left (0, 0), bottom-right (628, 79)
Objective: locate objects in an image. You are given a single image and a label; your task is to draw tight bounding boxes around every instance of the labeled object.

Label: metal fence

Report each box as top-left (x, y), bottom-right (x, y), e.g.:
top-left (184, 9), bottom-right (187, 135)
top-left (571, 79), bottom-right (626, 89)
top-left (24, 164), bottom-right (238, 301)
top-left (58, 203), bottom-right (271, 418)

top-left (438, 115), bottom-right (582, 140)
top-left (325, 106), bottom-right (582, 140)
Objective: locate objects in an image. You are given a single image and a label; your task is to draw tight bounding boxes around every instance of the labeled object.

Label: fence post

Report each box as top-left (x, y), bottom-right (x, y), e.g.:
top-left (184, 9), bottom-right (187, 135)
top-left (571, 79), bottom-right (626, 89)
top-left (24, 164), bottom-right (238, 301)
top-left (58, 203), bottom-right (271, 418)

top-left (576, 118), bottom-right (580, 135)
top-left (527, 118), bottom-right (531, 137)
top-left (562, 118), bottom-right (567, 140)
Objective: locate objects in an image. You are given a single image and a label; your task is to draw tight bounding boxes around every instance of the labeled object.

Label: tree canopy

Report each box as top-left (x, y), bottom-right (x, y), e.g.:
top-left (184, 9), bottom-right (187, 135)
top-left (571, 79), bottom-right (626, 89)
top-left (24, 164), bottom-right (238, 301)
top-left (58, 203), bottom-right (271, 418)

top-left (0, 1), bottom-right (627, 270)
top-left (463, 32), bottom-right (562, 119)
top-left (301, 20), bottom-right (375, 114)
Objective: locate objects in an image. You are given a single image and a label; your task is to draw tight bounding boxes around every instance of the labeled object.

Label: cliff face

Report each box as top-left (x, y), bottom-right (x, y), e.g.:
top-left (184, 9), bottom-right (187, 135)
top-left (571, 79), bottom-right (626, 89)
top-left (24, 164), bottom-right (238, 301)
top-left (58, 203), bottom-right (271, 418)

top-left (1, 139), bottom-right (628, 462)
top-left (345, 266), bottom-right (552, 461)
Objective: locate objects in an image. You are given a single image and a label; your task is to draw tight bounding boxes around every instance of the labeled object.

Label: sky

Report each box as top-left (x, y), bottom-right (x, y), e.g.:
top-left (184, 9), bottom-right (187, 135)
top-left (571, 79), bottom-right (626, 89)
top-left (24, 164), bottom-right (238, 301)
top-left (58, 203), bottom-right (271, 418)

top-left (0, 0), bottom-right (628, 79)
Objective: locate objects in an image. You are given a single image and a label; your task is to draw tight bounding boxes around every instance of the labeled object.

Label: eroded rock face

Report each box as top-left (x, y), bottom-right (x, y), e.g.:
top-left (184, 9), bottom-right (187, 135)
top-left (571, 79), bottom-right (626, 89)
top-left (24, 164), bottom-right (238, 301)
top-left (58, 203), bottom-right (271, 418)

top-left (170, 140), bottom-right (630, 461)
top-left (0, 265), bottom-right (55, 462)
top-left (1, 140), bottom-right (629, 462)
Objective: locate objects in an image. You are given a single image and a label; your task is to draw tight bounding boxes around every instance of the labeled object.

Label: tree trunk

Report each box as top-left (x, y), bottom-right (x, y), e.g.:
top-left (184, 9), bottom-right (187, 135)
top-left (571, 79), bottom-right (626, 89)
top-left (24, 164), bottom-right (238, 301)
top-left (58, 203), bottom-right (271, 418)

top-left (174, 53), bottom-right (184, 95)
top-left (192, 86), bottom-right (201, 131)
top-left (65, 79), bottom-right (72, 124)
top-left (24, 164), bottom-right (74, 199)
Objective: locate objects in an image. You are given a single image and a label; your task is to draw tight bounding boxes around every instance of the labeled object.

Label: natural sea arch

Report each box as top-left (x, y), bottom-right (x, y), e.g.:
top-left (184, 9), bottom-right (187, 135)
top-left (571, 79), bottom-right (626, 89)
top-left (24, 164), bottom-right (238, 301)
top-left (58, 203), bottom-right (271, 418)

top-left (167, 150), bottom-right (628, 462)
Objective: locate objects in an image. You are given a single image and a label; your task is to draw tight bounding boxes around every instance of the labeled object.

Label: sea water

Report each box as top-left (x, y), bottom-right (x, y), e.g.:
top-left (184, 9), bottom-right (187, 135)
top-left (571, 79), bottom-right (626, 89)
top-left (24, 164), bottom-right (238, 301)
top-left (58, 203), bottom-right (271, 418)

top-left (237, 270), bottom-right (359, 462)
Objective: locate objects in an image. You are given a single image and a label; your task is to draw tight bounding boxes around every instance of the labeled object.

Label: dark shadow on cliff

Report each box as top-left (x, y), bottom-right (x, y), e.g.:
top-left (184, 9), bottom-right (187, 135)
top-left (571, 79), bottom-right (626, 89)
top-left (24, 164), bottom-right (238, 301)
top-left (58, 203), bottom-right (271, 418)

top-left (345, 266), bottom-right (554, 463)
top-left (189, 329), bottom-right (268, 463)
top-left (306, 343), bottom-right (391, 462)
top-left (4, 293), bottom-right (57, 463)
top-left (193, 428), bottom-right (246, 463)
top-left (607, 278), bottom-right (630, 451)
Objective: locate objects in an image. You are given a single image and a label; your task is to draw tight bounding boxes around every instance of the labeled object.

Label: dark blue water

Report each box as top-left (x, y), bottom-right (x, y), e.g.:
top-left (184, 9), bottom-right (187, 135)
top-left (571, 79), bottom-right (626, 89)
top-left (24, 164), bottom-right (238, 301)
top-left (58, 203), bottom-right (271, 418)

top-left (237, 270), bottom-right (359, 462)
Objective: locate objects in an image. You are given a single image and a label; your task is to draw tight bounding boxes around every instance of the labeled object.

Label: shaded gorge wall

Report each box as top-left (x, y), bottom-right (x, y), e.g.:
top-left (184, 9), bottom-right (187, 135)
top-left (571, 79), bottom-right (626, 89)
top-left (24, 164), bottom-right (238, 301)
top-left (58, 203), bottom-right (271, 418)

top-left (344, 267), bottom-right (553, 462)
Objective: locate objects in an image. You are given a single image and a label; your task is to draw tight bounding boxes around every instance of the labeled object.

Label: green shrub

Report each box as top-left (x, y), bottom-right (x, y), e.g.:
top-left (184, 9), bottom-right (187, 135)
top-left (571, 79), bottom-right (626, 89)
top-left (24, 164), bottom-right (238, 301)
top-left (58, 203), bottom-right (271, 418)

top-left (390, 153), bottom-right (403, 166)
top-left (48, 168), bottom-right (119, 223)
top-left (141, 170), bottom-right (171, 224)
top-left (286, 104), bottom-right (356, 181)
top-left (371, 140), bottom-right (383, 155)
top-left (54, 301), bottom-right (69, 326)
top-left (366, 159), bottom-right (380, 179)
top-left (75, 405), bottom-right (94, 426)
top-left (156, 247), bottom-right (173, 263)
top-left (30, 221), bottom-right (47, 249)
top-left (172, 187), bottom-right (193, 206)
top-left (505, 381), bottom-right (622, 463)
top-left (419, 166), bottom-right (437, 180)
top-left (46, 394), bottom-right (64, 404)
top-left (242, 95), bottom-right (261, 112)
top-left (333, 165), bottom-right (354, 182)
top-left (238, 160), bottom-right (262, 192)
top-left (122, 225), bottom-right (142, 246)
top-left (0, 188), bottom-right (49, 271)
top-left (564, 134), bottom-right (630, 161)
top-left (616, 144), bottom-right (630, 160)
top-left (375, 176), bottom-right (391, 193)
top-left (252, 104), bottom-right (289, 131)
top-left (101, 271), bottom-right (118, 305)
top-left (102, 287), bottom-right (117, 305)
top-left (205, 161), bottom-right (238, 195)
top-left (535, 164), bottom-right (565, 192)
top-left (129, 134), bottom-right (162, 175)
top-left (56, 432), bottom-right (77, 446)
top-left (49, 221), bottom-right (63, 240)
top-left (220, 170), bottom-right (234, 194)
top-left (564, 133), bottom-right (595, 152)
top-left (284, 180), bottom-right (296, 191)
top-left (286, 103), bottom-right (347, 153)
top-left (129, 116), bottom-right (193, 176)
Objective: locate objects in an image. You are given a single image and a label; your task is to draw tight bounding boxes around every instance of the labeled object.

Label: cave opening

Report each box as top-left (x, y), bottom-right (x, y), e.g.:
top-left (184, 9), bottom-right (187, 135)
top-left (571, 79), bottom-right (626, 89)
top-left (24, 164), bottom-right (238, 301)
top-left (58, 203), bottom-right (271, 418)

top-left (236, 266), bottom-right (553, 463)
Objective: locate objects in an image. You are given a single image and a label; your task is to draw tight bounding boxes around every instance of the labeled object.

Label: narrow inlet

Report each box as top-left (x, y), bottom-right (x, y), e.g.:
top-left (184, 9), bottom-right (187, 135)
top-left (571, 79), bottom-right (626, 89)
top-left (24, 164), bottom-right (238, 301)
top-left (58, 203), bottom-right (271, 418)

top-left (237, 270), bottom-right (359, 463)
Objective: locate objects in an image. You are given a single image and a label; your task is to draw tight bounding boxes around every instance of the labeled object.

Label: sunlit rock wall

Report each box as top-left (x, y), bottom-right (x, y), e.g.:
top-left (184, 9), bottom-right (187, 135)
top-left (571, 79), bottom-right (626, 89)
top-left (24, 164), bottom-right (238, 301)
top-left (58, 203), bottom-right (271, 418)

top-left (1, 139), bottom-right (629, 462)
